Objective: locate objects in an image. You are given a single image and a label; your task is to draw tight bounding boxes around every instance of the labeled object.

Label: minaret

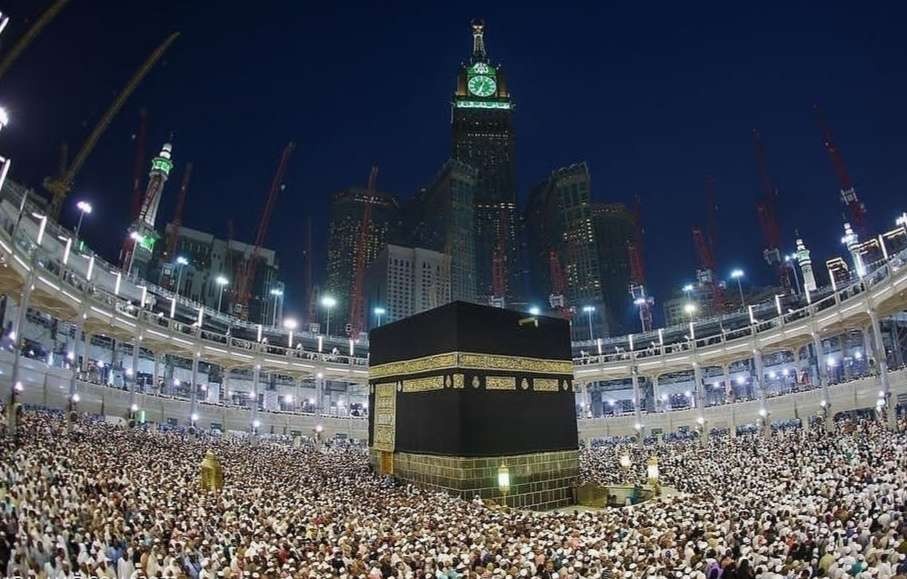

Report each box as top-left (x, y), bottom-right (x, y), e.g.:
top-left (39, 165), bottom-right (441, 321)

top-left (795, 237), bottom-right (817, 292)
top-left (126, 141), bottom-right (174, 280)
top-left (841, 222), bottom-right (866, 278)
top-left (138, 142), bottom-right (174, 228)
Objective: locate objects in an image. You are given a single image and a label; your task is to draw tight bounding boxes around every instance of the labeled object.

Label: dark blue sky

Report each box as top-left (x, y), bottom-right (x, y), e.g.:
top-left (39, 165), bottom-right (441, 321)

top-left (1, 1), bottom-right (905, 324)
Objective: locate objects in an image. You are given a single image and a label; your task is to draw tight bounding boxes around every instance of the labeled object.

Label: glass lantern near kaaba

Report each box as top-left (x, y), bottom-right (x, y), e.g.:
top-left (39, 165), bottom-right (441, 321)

top-left (368, 301), bottom-right (579, 510)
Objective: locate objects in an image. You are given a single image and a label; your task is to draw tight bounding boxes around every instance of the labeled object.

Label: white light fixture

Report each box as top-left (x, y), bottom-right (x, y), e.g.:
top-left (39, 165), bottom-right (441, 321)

top-left (497, 463), bottom-right (511, 495)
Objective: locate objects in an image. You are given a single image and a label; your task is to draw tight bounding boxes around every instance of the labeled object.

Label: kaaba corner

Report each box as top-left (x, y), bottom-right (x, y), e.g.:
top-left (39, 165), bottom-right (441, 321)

top-left (367, 301), bottom-right (579, 510)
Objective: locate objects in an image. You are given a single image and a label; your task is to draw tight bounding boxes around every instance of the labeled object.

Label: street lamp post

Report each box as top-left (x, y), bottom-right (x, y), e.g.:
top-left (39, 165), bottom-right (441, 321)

top-left (126, 232), bottom-right (144, 277)
top-left (74, 201), bottom-right (92, 246)
top-left (215, 275), bottom-right (229, 313)
top-left (283, 317), bottom-right (298, 348)
top-left (373, 306), bottom-right (386, 327)
top-left (321, 295), bottom-right (337, 336)
top-left (270, 288), bottom-right (284, 326)
top-left (174, 256), bottom-right (189, 297)
top-left (582, 305), bottom-right (596, 341)
top-left (730, 269), bottom-right (745, 308)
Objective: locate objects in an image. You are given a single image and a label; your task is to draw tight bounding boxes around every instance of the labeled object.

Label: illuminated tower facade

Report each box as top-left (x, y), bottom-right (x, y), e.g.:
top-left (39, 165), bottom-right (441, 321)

top-left (451, 19), bottom-right (519, 302)
top-left (127, 142), bottom-right (174, 279)
top-left (795, 237), bottom-right (817, 292)
top-left (138, 142), bottom-right (174, 228)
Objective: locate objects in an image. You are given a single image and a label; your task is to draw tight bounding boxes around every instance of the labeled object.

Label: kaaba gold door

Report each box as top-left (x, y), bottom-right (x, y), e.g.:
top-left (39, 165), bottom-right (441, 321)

top-left (378, 451), bottom-right (394, 475)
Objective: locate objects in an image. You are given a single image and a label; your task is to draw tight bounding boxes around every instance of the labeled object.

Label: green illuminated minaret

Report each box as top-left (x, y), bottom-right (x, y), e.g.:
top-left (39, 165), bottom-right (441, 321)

top-left (128, 141), bottom-right (174, 279)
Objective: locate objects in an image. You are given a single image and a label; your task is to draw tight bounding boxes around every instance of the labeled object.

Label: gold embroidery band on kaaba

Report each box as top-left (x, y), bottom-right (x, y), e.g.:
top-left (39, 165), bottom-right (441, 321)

top-left (369, 352), bottom-right (572, 380)
top-left (485, 376), bottom-right (516, 390)
top-left (402, 375), bottom-right (445, 393)
top-left (533, 378), bottom-right (560, 392)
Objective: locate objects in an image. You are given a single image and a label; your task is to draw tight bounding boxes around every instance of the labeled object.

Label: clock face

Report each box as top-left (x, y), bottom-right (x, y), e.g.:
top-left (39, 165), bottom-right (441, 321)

top-left (468, 75), bottom-right (497, 97)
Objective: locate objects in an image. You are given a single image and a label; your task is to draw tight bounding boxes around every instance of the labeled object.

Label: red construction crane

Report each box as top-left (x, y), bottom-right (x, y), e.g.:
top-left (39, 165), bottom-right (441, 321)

top-left (490, 204), bottom-right (509, 308)
top-left (164, 162), bottom-right (193, 260)
top-left (752, 129), bottom-right (789, 289)
top-left (347, 165), bottom-right (379, 337)
top-left (705, 175), bottom-right (719, 264)
top-left (119, 110), bottom-right (148, 268)
top-left (233, 142), bottom-right (296, 320)
top-left (304, 216), bottom-right (316, 326)
top-left (815, 106), bottom-right (867, 234)
top-left (548, 248), bottom-right (572, 319)
top-left (130, 109), bottom-right (148, 220)
top-left (627, 196), bottom-right (653, 332)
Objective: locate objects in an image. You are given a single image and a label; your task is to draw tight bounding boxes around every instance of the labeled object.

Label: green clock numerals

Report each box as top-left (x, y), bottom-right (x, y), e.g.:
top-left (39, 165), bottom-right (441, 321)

top-left (467, 75), bottom-right (497, 97)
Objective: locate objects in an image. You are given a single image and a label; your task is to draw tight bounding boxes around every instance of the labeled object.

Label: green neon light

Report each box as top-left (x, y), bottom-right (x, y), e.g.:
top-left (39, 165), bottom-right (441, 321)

top-left (139, 235), bottom-right (156, 251)
top-left (151, 157), bottom-right (174, 175)
top-left (456, 100), bottom-right (511, 110)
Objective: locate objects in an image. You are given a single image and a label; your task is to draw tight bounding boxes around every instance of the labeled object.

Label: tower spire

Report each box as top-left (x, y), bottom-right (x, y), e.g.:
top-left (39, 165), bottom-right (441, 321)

top-left (471, 19), bottom-right (486, 59)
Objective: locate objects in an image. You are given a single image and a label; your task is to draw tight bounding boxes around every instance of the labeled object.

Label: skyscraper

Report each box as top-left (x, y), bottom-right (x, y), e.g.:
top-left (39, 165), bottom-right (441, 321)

top-left (451, 19), bottom-right (518, 303)
top-left (526, 163), bottom-right (604, 338)
top-left (325, 186), bottom-right (398, 325)
top-left (408, 159), bottom-right (478, 303)
top-left (591, 202), bottom-right (636, 336)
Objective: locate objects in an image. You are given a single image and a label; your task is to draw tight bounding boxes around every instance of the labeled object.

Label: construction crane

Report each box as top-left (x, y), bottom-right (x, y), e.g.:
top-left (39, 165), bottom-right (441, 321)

top-left (347, 166), bottom-right (379, 337)
top-left (548, 248), bottom-right (572, 319)
top-left (705, 176), bottom-right (719, 264)
top-left (303, 216), bottom-right (316, 326)
top-left (129, 110), bottom-right (149, 220)
top-left (118, 110), bottom-right (149, 267)
top-left (627, 196), bottom-right (653, 332)
top-left (232, 142), bottom-right (295, 321)
top-left (164, 162), bottom-right (193, 260)
top-left (490, 204), bottom-right (510, 308)
top-left (43, 32), bottom-right (180, 219)
top-left (0, 0), bottom-right (70, 82)
top-left (815, 106), bottom-right (868, 234)
top-left (752, 129), bottom-right (789, 290)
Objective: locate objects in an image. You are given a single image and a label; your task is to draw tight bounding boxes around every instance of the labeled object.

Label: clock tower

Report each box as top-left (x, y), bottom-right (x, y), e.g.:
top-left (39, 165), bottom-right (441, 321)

top-left (451, 19), bottom-right (519, 303)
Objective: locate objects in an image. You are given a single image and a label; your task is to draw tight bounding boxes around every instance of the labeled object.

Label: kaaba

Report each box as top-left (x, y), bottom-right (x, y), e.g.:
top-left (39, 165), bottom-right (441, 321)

top-left (368, 301), bottom-right (579, 510)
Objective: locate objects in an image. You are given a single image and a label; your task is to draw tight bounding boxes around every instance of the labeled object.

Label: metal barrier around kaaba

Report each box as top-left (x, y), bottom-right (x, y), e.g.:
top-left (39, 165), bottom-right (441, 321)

top-left (368, 301), bottom-right (579, 510)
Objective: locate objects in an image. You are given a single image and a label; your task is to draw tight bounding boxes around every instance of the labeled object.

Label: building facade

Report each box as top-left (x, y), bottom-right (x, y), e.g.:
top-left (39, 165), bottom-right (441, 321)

top-left (364, 245), bottom-right (452, 327)
top-left (451, 20), bottom-right (519, 303)
top-left (153, 224), bottom-right (283, 326)
top-left (526, 163), bottom-right (605, 339)
top-left (407, 159), bottom-right (478, 303)
top-left (591, 202), bottom-right (636, 336)
top-left (325, 186), bottom-right (399, 328)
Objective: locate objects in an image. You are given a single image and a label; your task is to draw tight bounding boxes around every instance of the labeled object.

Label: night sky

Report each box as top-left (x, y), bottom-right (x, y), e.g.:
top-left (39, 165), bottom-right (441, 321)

top-left (1, 2), bottom-right (905, 325)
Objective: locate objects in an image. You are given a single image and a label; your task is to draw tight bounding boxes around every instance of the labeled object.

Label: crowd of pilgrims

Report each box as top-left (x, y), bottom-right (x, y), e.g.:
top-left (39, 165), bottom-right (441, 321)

top-left (2, 410), bottom-right (907, 579)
